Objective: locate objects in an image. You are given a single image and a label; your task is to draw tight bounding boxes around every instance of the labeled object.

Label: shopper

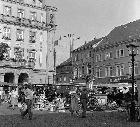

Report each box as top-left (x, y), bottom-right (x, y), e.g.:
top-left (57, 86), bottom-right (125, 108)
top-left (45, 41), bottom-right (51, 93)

top-left (10, 88), bottom-right (18, 110)
top-left (70, 92), bottom-right (80, 116)
top-left (21, 83), bottom-right (34, 120)
top-left (80, 88), bottom-right (88, 118)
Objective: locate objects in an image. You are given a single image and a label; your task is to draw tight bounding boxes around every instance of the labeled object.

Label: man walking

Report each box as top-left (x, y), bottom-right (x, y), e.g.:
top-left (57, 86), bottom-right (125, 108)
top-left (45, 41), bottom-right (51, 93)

top-left (80, 88), bottom-right (88, 118)
top-left (21, 83), bottom-right (34, 120)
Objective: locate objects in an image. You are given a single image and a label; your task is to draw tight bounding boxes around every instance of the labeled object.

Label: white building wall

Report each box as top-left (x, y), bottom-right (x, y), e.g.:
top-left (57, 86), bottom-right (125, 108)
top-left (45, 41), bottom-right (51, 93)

top-left (0, 0), bottom-right (57, 85)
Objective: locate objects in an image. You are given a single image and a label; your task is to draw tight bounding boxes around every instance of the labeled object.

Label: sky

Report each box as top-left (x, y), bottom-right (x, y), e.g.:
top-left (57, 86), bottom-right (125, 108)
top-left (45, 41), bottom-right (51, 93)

top-left (47, 0), bottom-right (140, 65)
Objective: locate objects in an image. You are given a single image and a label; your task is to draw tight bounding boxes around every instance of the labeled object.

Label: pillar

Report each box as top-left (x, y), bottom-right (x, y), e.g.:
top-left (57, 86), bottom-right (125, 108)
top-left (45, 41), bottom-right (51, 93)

top-left (0, 73), bottom-right (4, 91)
top-left (0, 73), bottom-right (4, 82)
top-left (14, 73), bottom-right (19, 85)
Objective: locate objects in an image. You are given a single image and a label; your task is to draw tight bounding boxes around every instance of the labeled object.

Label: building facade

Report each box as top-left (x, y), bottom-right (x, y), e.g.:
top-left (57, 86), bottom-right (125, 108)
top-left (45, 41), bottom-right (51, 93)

top-left (56, 58), bottom-right (73, 85)
top-left (72, 19), bottom-right (140, 89)
top-left (55, 58), bottom-right (74, 93)
top-left (92, 20), bottom-right (140, 89)
top-left (72, 38), bottom-right (103, 87)
top-left (0, 0), bottom-right (57, 86)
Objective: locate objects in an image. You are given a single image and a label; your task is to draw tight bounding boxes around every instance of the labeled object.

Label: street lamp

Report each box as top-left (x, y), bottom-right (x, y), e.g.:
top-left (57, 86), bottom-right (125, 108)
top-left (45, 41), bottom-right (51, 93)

top-left (126, 42), bottom-right (139, 121)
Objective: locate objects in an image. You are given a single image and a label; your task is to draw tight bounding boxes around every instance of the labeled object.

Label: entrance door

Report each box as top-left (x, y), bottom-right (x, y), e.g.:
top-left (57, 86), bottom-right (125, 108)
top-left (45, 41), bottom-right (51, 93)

top-left (4, 73), bottom-right (14, 94)
top-left (18, 73), bottom-right (29, 84)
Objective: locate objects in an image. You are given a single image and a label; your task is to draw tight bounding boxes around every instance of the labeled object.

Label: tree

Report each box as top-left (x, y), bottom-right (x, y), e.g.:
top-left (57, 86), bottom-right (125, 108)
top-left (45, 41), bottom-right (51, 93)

top-left (0, 43), bottom-right (10, 60)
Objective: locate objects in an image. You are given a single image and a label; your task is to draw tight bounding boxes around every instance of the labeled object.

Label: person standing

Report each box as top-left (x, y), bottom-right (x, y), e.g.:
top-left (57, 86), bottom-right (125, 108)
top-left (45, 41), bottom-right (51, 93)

top-left (80, 88), bottom-right (88, 118)
top-left (70, 92), bottom-right (80, 116)
top-left (21, 83), bottom-right (34, 120)
top-left (10, 88), bottom-right (18, 110)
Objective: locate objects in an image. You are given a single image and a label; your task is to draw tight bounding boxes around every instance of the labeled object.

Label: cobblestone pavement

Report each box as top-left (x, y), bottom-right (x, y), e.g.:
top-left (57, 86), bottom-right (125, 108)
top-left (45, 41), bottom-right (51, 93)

top-left (0, 103), bottom-right (140, 127)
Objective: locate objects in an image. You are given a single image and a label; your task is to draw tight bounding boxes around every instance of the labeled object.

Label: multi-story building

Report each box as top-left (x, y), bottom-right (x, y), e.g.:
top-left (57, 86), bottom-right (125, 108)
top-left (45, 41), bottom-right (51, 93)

top-left (91, 19), bottom-right (140, 89)
top-left (72, 19), bottom-right (140, 89)
top-left (55, 58), bottom-right (73, 92)
top-left (72, 38), bottom-right (103, 87)
top-left (0, 0), bottom-right (57, 86)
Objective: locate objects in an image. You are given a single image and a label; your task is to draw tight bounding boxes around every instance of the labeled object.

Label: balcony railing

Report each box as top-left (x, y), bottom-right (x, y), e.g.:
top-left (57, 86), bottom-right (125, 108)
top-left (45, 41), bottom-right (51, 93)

top-left (0, 58), bottom-right (36, 69)
top-left (0, 14), bottom-right (53, 30)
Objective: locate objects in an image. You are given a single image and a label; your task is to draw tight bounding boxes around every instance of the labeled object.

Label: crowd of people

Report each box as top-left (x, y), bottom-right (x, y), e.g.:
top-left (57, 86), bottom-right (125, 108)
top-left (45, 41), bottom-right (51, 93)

top-left (0, 83), bottom-right (138, 120)
top-left (0, 83), bottom-right (90, 120)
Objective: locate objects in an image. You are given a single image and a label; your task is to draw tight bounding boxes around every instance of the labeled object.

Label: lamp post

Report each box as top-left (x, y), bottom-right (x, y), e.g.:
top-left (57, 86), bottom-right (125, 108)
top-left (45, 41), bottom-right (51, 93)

top-left (126, 42), bottom-right (139, 121)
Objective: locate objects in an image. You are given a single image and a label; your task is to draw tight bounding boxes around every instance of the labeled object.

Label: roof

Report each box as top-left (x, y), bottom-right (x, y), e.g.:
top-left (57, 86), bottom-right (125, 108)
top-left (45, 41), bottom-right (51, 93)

top-left (97, 19), bottom-right (140, 47)
top-left (56, 57), bottom-right (72, 68)
top-left (73, 37), bottom-right (104, 52)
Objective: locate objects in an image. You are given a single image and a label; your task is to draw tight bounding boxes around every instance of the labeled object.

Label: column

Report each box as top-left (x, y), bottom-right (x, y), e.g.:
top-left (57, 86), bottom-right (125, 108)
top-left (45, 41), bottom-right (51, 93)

top-left (14, 73), bottom-right (19, 85)
top-left (0, 73), bottom-right (4, 91)
top-left (0, 73), bottom-right (4, 82)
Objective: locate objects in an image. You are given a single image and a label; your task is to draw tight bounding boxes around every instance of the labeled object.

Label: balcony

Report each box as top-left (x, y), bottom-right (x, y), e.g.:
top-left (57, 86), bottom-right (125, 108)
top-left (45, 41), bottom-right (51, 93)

top-left (0, 57), bottom-right (36, 69)
top-left (0, 14), bottom-right (49, 30)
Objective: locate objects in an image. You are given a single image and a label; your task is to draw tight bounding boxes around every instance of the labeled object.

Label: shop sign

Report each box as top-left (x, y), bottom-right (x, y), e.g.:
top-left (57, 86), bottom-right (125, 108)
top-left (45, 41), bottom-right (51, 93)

top-left (110, 76), bottom-right (131, 83)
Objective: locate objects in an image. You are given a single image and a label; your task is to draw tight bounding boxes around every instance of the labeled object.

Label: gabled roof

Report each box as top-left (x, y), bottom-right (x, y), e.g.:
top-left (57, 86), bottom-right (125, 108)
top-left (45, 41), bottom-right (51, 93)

top-left (97, 19), bottom-right (140, 47)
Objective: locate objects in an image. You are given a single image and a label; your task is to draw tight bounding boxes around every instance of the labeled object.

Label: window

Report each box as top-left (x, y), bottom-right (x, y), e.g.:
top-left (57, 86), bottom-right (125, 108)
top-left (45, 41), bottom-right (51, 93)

top-left (120, 64), bottom-right (125, 75)
top-left (28, 51), bottom-right (35, 59)
top-left (29, 31), bottom-right (36, 43)
top-left (116, 64), bottom-right (125, 76)
top-left (50, 14), bottom-right (54, 23)
top-left (129, 63), bottom-right (132, 75)
top-left (17, 29), bottom-right (24, 41)
top-left (82, 66), bottom-right (84, 75)
top-left (96, 54), bottom-right (102, 62)
top-left (105, 52), bottom-right (113, 60)
top-left (135, 63), bottom-right (139, 75)
top-left (73, 68), bottom-right (78, 78)
top-left (40, 32), bottom-right (43, 42)
top-left (39, 51), bottom-right (42, 66)
top-left (64, 77), bottom-right (66, 81)
top-left (105, 66), bottom-right (113, 77)
top-left (120, 49), bottom-right (124, 57)
top-left (79, 67), bottom-right (82, 77)
top-left (89, 51), bottom-right (92, 57)
top-left (17, 9), bottom-right (24, 18)
top-left (87, 51), bottom-right (92, 58)
top-left (3, 27), bottom-right (11, 40)
top-left (4, 6), bottom-right (11, 16)
top-left (129, 63), bottom-right (139, 75)
top-left (87, 64), bottom-right (92, 75)
top-left (30, 11), bottom-right (37, 21)
top-left (40, 13), bottom-right (43, 22)
top-left (116, 50), bottom-right (120, 58)
top-left (95, 67), bottom-right (102, 78)
top-left (76, 54), bottom-right (78, 61)
top-left (14, 47), bottom-right (24, 60)
top-left (116, 49), bottom-right (124, 58)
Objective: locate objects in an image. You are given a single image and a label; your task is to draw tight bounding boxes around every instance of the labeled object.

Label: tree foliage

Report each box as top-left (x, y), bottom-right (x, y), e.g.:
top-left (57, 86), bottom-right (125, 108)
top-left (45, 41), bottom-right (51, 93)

top-left (0, 42), bottom-right (10, 60)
